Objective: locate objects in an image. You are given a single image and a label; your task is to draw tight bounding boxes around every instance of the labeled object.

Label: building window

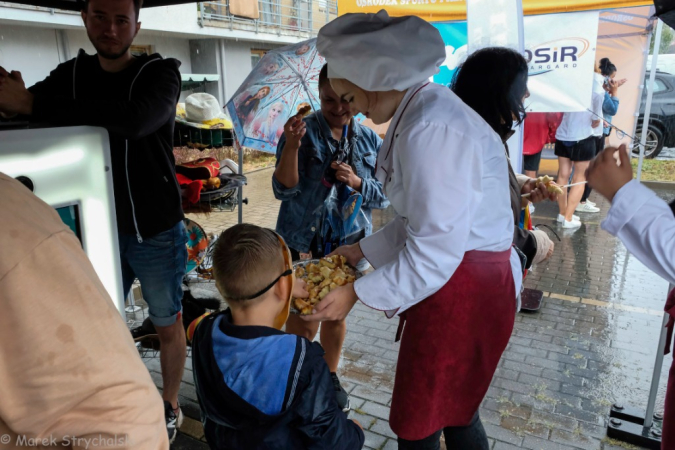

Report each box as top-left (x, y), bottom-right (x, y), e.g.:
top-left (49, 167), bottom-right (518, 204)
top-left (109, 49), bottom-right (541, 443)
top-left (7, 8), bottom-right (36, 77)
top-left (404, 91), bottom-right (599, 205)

top-left (251, 49), bottom-right (267, 69)
top-left (130, 45), bottom-right (153, 57)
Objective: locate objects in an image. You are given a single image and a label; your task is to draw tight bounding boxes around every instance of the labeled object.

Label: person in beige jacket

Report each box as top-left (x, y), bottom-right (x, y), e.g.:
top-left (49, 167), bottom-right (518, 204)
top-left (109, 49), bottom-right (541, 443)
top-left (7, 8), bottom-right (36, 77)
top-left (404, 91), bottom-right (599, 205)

top-left (0, 172), bottom-right (168, 449)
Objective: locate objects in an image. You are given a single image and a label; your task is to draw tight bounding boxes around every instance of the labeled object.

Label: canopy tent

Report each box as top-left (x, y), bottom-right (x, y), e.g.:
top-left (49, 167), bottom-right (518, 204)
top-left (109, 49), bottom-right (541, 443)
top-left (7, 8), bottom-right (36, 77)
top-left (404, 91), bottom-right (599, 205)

top-left (338, 0), bottom-right (653, 22)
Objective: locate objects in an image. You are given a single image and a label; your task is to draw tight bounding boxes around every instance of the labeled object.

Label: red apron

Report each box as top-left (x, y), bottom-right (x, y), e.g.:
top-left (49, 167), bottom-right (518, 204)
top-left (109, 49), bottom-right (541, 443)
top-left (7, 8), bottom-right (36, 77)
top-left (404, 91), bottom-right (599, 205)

top-left (390, 249), bottom-right (516, 441)
top-left (661, 288), bottom-right (675, 449)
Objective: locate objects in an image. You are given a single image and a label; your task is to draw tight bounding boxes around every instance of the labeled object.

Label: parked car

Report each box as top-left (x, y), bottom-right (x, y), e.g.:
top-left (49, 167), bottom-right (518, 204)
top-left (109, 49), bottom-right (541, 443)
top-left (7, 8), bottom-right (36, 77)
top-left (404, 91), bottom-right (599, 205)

top-left (635, 70), bottom-right (675, 159)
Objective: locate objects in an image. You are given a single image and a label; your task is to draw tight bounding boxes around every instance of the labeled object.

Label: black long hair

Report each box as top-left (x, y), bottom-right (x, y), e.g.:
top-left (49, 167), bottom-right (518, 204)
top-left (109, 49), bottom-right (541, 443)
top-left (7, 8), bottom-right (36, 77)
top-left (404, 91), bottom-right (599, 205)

top-left (599, 58), bottom-right (617, 77)
top-left (450, 47), bottom-right (529, 141)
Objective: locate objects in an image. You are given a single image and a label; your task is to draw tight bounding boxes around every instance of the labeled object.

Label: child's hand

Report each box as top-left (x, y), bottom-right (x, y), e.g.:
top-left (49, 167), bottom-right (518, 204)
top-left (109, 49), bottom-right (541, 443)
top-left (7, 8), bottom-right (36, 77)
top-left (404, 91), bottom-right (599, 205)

top-left (351, 419), bottom-right (363, 429)
top-left (586, 144), bottom-right (632, 203)
top-left (292, 278), bottom-right (309, 299)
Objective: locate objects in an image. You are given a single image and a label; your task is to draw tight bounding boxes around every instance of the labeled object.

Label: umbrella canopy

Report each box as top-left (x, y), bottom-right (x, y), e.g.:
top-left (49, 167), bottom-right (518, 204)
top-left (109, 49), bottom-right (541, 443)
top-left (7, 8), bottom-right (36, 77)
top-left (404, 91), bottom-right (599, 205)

top-left (225, 39), bottom-right (324, 153)
top-left (654, 0), bottom-right (675, 28)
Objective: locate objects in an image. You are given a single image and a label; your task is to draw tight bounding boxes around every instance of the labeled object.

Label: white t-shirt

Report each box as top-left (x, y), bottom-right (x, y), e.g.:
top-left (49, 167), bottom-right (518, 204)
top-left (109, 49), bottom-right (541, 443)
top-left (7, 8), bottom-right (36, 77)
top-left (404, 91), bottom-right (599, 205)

top-left (556, 76), bottom-right (604, 141)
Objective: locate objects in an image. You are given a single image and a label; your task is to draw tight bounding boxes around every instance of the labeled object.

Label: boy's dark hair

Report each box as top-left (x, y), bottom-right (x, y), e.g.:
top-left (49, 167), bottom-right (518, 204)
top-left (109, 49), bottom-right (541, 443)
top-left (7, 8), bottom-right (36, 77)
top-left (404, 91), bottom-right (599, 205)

top-left (212, 224), bottom-right (285, 303)
top-left (451, 47), bottom-right (529, 141)
top-left (83, 0), bottom-right (143, 21)
top-left (319, 64), bottom-right (329, 90)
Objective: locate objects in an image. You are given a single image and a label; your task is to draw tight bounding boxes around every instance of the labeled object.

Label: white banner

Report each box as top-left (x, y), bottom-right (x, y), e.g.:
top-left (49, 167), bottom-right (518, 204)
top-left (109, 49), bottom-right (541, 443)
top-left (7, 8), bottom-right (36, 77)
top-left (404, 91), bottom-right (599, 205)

top-left (525, 11), bottom-right (599, 112)
top-left (467, 0), bottom-right (525, 174)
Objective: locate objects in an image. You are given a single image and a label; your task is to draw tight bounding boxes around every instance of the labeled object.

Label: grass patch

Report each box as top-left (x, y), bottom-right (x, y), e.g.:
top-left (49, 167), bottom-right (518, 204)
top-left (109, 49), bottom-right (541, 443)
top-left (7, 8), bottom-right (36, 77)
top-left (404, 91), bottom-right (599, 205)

top-left (353, 407), bottom-right (366, 416)
top-left (631, 159), bottom-right (675, 182)
top-left (601, 437), bottom-right (639, 449)
top-left (174, 146), bottom-right (276, 174)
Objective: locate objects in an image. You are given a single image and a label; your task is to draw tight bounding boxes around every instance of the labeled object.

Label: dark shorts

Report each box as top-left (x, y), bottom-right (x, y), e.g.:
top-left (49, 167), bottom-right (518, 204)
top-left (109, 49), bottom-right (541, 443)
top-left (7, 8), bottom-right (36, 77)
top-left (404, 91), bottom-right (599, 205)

top-left (554, 136), bottom-right (596, 162)
top-left (119, 220), bottom-right (188, 327)
top-left (523, 151), bottom-right (543, 172)
top-left (595, 135), bottom-right (605, 155)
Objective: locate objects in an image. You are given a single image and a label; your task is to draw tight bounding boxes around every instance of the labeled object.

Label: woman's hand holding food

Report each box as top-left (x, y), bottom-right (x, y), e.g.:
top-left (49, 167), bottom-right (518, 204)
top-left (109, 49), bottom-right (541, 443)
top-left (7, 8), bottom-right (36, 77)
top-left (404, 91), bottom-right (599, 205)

top-left (329, 243), bottom-right (364, 268)
top-left (300, 283), bottom-right (359, 322)
top-left (522, 178), bottom-right (559, 205)
top-left (283, 115), bottom-right (306, 149)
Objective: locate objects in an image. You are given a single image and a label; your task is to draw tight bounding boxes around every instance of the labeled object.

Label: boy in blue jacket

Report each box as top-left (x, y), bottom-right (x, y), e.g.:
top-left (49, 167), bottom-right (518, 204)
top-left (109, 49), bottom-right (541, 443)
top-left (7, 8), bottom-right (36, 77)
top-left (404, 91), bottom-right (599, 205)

top-left (191, 224), bottom-right (364, 450)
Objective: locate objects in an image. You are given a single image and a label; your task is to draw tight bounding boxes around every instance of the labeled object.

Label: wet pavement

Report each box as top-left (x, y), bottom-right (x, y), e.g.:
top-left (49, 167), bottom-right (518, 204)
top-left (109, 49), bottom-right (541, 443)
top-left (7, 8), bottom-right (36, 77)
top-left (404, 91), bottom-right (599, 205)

top-left (134, 167), bottom-right (674, 449)
top-left (657, 147), bottom-right (675, 160)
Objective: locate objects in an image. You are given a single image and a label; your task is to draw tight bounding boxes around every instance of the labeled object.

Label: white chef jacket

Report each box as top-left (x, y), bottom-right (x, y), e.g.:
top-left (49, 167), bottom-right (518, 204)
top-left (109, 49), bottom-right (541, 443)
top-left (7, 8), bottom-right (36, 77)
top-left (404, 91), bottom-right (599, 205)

top-left (354, 82), bottom-right (517, 316)
top-left (602, 179), bottom-right (675, 285)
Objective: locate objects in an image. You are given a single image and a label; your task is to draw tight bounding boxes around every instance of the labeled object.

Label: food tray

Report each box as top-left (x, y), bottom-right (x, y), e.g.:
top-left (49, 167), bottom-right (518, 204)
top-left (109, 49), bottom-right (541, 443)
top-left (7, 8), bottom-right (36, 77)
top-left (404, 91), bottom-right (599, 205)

top-left (290, 259), bottom-right (363, 315)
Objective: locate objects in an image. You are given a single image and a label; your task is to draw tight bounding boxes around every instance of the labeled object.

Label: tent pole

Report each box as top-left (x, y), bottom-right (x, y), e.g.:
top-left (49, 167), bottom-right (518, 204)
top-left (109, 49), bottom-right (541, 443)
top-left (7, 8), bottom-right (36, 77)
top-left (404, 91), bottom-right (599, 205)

top-left (233, 137), bottom-right (244, 225)
top-left (637, 19), bottom-right (663, 182)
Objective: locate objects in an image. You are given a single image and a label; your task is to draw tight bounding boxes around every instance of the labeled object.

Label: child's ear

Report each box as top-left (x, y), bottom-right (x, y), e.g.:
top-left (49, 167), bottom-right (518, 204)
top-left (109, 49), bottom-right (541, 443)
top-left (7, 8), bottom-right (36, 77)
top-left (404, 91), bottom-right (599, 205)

top-left (275, 275), bottom-right (292, 302)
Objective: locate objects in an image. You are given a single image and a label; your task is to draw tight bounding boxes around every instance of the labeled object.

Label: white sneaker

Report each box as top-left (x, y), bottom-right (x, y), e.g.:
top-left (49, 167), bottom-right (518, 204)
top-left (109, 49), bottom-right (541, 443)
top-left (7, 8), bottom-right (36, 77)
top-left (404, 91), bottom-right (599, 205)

top-left (575, 202), bottom-right (600, 213)
top-left (562, 219), bottom-right (582, 229)
top-left (557, 214), bottom-right (579, 223)
top-left (586, 200), bottom-right (596, 207)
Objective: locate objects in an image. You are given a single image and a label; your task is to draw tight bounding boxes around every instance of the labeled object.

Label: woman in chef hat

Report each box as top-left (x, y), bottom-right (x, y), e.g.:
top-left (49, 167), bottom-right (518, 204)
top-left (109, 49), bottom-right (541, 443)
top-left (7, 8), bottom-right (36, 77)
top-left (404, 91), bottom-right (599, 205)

top-left (301, 10), bottom-right (521, 449)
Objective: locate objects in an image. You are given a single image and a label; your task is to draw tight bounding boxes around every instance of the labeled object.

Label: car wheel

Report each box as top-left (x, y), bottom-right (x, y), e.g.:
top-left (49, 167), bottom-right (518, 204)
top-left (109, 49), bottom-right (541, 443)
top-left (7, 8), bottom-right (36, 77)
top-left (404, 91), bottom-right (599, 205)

top-left (633, 124), bottom-right (665, 159)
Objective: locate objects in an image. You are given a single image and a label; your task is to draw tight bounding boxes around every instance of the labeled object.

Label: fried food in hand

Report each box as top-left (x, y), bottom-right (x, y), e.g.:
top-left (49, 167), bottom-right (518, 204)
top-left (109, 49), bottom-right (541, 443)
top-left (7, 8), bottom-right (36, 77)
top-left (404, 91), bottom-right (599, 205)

top-left (298, 105), bottom-right (312, 117)
top-left (536, 175), bottom-right (563, 195)
top-left (292, 255), bottom-right (357, 315)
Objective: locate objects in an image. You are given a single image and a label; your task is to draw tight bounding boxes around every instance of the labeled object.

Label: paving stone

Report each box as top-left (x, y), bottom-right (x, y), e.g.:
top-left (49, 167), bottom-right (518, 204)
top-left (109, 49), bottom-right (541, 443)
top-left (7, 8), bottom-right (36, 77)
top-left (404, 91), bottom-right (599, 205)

top-left (370, 419), bottom-right (397, 439)
top-left (360, 401), bottom-right (391, 421)
top-left (352, 385), bottom-right (392, 406)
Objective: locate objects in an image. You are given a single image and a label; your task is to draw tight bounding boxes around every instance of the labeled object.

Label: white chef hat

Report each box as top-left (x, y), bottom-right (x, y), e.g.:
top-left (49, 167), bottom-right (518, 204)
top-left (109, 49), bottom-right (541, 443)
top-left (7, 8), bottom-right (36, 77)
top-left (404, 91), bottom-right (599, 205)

top-left (317, 10), bottom-right (445, 92)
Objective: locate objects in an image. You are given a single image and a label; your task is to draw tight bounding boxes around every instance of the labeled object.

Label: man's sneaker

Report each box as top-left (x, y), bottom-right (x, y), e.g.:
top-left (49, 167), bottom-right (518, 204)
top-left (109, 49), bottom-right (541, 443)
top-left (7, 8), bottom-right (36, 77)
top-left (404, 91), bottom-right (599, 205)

top-left (164, 401), bottom-right (184, 444)
top-left (557, 214), bottom-right (579, 223)
top-left (331, 372), bottom-right (351, 413)
top-left (562, 219), bottom-right (582, 229)
top-left (575, 202), bottom-right (600, 213)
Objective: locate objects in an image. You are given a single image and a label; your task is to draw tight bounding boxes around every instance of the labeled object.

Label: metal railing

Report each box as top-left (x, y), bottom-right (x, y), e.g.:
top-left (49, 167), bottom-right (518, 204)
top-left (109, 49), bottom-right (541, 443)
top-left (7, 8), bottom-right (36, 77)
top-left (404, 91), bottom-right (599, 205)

top-left (199, 0), bottom-right (337, 37)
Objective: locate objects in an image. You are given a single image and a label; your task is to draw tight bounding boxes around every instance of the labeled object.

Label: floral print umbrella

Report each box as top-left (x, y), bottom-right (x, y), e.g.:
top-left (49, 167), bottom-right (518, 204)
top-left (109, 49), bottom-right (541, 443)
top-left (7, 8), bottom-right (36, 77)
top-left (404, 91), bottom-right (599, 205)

top-left (226, 38), bottom-right (324, 153)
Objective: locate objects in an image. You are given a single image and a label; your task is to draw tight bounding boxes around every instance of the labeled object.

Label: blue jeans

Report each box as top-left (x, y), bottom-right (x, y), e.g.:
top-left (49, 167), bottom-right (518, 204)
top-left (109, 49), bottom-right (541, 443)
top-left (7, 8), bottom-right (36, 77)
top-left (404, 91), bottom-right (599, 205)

top-left (119, 220), bottom-right (187, 327)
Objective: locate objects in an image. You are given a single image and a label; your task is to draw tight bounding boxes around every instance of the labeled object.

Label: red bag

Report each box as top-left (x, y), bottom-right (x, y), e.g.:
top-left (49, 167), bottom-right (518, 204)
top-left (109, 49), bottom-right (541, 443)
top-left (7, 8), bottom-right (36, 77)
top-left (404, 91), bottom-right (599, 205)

top-left (176, 157), bottom-right (220, 180)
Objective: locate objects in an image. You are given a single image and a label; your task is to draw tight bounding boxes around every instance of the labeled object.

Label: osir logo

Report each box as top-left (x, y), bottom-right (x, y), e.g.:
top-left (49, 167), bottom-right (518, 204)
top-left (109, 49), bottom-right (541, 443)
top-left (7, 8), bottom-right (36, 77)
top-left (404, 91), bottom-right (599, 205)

top-left (525, 38), bottom-right (591, 76)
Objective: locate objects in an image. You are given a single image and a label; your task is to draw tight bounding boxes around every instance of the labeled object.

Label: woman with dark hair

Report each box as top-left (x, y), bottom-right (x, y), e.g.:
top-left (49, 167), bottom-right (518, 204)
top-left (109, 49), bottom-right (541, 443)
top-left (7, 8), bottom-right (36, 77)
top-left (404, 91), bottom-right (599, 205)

top-left (451, 47), bottom-right (558, 276)
top-left (305, 11), bottom-right (522, 449)
top-left (577, 58), bottom-right (627, 211)
top-left (598, 57), bottom-right (626, 138)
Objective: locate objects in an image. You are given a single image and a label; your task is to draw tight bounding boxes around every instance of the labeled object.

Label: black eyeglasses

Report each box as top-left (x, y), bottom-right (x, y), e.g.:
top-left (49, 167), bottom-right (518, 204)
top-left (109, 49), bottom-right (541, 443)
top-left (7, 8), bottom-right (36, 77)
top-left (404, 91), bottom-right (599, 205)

top-left (229, 268), bottom-right (293, 301)
top-left (225, 230), bottom-right (294, 302)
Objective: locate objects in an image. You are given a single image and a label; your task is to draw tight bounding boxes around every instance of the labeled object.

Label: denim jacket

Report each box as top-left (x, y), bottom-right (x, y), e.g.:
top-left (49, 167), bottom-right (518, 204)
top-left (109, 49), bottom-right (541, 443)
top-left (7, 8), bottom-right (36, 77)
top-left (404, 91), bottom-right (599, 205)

top-left (603, 92), bottom-right (619, 135)
top-left (272, 112), bottom-right (388, 253)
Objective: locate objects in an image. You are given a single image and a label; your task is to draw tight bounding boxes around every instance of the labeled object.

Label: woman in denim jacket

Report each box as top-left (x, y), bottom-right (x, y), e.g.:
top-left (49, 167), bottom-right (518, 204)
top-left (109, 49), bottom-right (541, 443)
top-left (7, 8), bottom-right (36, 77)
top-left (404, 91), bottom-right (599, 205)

top-left (272, 64), bottom-right (388, 413)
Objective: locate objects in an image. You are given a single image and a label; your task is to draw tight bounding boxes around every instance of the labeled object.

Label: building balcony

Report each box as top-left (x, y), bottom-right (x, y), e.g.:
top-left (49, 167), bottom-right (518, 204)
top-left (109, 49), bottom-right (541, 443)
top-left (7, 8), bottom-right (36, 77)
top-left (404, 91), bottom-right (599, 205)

top-left (199, 0), bottom-right (337, 38)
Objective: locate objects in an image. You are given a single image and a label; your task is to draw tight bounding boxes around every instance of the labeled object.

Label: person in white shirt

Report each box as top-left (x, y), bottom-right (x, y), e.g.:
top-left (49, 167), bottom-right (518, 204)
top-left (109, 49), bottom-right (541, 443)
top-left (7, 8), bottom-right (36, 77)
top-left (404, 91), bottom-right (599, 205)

top-left (587, 144), bottom-right (675, 284)
top-left (586, 144), bottom-right (675, 450)
top-left (554, 65), bottom-right (605, 229)
top-left (301, 10), bottom-right (519, 449)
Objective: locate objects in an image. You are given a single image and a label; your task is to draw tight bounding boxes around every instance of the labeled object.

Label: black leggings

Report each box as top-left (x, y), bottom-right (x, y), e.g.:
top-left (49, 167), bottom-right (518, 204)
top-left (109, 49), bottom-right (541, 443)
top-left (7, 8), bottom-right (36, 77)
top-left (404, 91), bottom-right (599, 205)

top-left (397, 413), bottom-right (489, 450)
top-left (581, 136), bottom-right (605, 202)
